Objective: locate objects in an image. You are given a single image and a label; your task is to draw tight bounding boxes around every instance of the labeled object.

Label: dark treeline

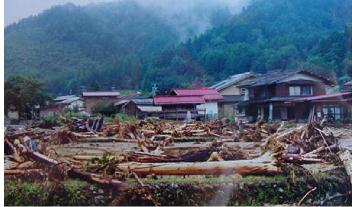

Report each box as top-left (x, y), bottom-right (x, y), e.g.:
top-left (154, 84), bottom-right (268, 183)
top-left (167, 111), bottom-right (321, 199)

top-left (5, 0), bottom-right (352, 95)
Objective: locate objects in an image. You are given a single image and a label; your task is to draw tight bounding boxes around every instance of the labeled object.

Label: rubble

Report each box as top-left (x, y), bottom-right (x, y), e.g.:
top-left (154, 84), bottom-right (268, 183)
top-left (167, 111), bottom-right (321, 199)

top-left (265, 122), bottom-right (339, 164)
top-left (4, 118), bottom-right (351, 202)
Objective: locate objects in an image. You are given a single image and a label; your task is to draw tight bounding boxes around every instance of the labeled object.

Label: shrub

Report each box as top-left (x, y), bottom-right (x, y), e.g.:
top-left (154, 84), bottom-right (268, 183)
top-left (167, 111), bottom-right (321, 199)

top-left (91, 102), bottom-right (116, 116)
top-left (114, 113), bottom-right (137, 122)
top-left (39, 113), bottom-right (60, 128)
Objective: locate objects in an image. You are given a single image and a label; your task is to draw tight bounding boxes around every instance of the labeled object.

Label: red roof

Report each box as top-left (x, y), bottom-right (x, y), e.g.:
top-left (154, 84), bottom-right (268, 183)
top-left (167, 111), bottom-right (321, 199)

top-left (172, 88), bottom-right (223, 101)
top-left (288, 92), bottom-right (352, 102)
top-left (154, 96), bottom-right (205, 105)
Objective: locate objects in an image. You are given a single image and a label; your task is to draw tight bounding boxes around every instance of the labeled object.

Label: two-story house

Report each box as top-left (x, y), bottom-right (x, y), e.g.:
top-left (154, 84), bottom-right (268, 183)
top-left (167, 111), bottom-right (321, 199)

top-left (238, 70), bottom-right (335, 122)
top-left (153, 88), bottom-right (224, 120)
top-left (210, 72), bottom-right (255, 119)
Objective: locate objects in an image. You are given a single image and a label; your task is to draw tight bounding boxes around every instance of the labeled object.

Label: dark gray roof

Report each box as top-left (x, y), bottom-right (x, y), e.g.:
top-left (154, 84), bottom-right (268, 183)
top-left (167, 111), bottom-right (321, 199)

top-left (238, 70), bottom-right (335, 88)
top-left (210, 72), bottom-right (254, 91)
top-left (132, 98), bottom-right (153, 105)
top-left (115, 98), bottom-right (153, 106)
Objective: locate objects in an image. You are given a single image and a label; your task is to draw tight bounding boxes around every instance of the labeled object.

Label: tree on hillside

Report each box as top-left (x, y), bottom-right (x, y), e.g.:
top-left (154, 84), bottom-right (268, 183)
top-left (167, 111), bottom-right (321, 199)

top-left (5, 76), bottom-right (50, 119)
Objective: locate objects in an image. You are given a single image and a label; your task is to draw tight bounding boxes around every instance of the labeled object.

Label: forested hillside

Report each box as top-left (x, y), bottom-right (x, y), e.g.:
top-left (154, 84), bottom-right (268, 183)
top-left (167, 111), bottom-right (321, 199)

top-left (5, 0), bottom-right (352, 94)
top-left (146, 0), bottom-right (352, 89)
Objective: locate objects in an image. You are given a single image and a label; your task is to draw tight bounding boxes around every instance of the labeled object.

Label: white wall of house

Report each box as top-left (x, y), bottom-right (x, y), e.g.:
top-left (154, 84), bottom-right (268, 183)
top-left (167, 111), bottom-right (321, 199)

top-left (197, 102), bottom-right (218, 120)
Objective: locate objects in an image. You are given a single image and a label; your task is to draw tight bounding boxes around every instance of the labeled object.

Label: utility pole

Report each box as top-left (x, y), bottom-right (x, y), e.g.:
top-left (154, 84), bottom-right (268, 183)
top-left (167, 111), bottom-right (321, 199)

top-left (152, 83), bottom-right (158, 97)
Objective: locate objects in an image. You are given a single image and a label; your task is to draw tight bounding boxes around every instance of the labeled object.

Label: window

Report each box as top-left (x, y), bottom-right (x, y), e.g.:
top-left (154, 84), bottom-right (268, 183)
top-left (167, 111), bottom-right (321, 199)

top-left (236, 106), bottom-right (245, 115)
top-left (240, 88), bottom-right (246, 95)
top-left (289, 85), bottom-right (312, 96)
top-left (257, 88), bottom-right (267, 98)
top-left (322, 105), bottom-right (342, 120)
top-left (301, 86), bottom-right (312, 95)
top-left (289, 86), bottom-right (300, 96)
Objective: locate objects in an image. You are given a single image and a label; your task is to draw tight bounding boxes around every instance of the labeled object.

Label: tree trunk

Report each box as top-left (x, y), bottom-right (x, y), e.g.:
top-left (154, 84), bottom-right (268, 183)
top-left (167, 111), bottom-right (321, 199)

top-left (23, 150), bottom-right (127, 190)
top-left (116, 153), bottom-right (280, 176)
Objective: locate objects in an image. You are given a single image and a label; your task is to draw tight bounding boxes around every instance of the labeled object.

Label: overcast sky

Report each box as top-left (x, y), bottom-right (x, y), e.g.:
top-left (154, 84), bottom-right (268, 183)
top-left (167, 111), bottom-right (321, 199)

top-left (5, 0), bottom-right (248, 26)
top-left (4, 0), bottom-right (117, 26)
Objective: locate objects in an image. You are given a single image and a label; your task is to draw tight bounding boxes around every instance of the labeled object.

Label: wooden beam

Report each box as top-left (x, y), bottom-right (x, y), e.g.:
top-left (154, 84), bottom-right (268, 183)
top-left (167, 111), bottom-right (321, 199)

top-left (116, 153), bottom-right (280, 176)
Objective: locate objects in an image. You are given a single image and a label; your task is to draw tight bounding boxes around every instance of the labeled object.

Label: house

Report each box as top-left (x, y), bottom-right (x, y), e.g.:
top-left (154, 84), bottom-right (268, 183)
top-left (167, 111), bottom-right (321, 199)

top-left (237, 70), bottom-right (335, 122)
top-left (153, 95), bottom-right (206, 120)
top-left (170, 88), bottom-right (224, 120)
top-left (153, 88), bottom-right (224, 120)
top-left (40, 95), bottom-right (84, 117)
top-left (117, 98), bottom-right (162, 118)
top-left (55, 96), bottom-right (84, 111)
top-left (82, 91), bottom-right (120, 113)
top-left (286, 91), bottom-right (352, 122)
top-left (211, 72), bottom-right (255, 118)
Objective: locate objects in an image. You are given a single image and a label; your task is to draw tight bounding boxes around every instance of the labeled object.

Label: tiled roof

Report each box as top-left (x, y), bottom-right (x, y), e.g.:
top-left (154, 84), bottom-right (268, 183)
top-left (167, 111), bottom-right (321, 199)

top-left (238, 70), bottom-right (335, 87)
top-left (54, 95), bottom-right (76, 101)
top-left (132, 98), bottom-right (154, 105)
top-left (58, 97), bottom-right (81, 104)
top-left (171, 88), bottom-right (223, 101)
top-left (210, 72), bottom-right (254, 91)
top-left (154, 96), bottom-right (205, 105)
top-left (82, 91), bottom-right (120, 97)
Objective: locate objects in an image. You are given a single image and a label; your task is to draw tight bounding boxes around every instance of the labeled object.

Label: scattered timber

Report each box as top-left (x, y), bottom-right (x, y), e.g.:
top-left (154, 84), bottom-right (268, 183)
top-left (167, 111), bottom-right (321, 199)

top-left (116, 153), bottom-right (280, 176)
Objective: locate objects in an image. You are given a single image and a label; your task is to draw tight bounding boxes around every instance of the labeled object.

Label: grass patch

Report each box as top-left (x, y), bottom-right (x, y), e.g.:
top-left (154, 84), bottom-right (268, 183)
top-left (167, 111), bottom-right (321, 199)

top-left (127, 174), bottom-right (288, 186)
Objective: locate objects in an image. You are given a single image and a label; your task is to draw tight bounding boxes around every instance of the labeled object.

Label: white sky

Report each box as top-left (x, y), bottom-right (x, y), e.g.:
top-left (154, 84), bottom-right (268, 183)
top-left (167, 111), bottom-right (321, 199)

top-left (4, 0), bottom-right (249, 26)
top-left (4, 0), bottom-right (117, 26)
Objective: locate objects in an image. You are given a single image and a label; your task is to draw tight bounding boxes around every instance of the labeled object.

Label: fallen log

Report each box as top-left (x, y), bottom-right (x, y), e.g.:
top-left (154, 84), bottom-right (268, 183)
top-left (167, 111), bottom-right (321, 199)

top-left (22, 150), bottom-right (128, 190)
top-left (5, 169), bottom-right (46, 180)
top-left (338, 150), bottom-right (352, 185)
top-left (4, 138), bottom-right (23, 162)
top-left (5, 169), bottom-right (43, 175)
top-left (116, 152), bottom-right (280, 176)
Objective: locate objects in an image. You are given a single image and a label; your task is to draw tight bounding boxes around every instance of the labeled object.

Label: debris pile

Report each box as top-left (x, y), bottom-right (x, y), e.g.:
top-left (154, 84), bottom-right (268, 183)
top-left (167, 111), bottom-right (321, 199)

top-left (98, 119), bottom-right (279, 142)
top-left (266, 122), bottom-right (338, 164)
top-left (5, 119), bottom-right (350, 196)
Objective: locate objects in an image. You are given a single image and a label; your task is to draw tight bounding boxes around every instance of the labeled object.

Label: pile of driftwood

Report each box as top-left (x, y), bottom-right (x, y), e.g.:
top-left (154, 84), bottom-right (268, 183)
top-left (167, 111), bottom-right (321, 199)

top-left (265, 122), bottom-right (338, 164)
top-left (7, 119), bottom-right (279, 146)
top-left (99, 119), bottom-right (279, 142)
top-left (4, 121), bottom-right (282, 188)
top-left (5, 119), bottom-right (351, 192)
top-left (4, 130), bottom-right (128, 190)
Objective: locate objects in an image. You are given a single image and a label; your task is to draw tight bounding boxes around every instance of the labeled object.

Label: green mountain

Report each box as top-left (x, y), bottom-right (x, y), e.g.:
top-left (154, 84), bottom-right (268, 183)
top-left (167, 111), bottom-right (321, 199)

top-left (5, 1), bottom-right (181, 94)
top-left (145, 0), bottom-right (352, 89)
top-left (5, 0), bottom-right (352, 94)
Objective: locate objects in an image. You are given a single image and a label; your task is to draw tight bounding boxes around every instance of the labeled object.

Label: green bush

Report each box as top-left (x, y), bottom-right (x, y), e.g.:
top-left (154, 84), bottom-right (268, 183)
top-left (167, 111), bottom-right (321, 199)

top-left (60, 110), bottom-right (89, 121)
top-left (39, 113), bottom-right (61, 128)
top-left (91, 102), bottom-right (116, 116)
top-left (114, 113), bottom-right (137, 122)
